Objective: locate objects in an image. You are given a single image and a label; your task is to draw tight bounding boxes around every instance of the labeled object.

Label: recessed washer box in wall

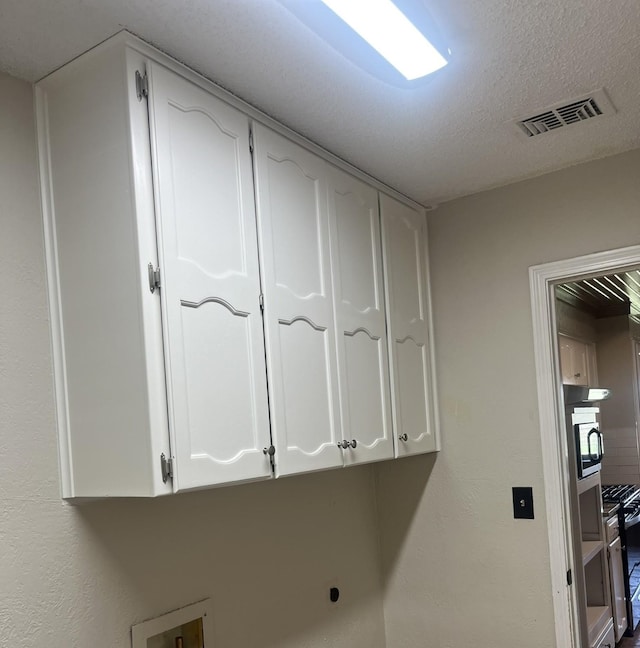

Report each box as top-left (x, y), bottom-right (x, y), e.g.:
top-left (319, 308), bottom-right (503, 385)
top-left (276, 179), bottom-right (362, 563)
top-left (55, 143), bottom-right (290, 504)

top-left (131, 599), bottom-right (213, 648)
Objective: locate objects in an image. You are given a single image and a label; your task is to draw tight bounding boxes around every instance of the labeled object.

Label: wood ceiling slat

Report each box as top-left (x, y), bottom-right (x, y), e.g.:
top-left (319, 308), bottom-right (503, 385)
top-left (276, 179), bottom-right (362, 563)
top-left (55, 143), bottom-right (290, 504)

top-left (611, 274), bottom-right (640, 300)
top-left (556, 269), bottom-right (640, 317)
top-left (562, 284), bottom-right (585, 299)
top-left (623, 279), bottom-right (640, 300)
top-left (624, 272), bottom-right (640, 291)
top-left (576, 290), bottom-right (607, 308)
top-left (592, 277), bottom-right (627, 301)
top-left (565, 285), bottom-right (600, 308)
top-left (617, 272), bottom-right (637, 292)
top-left (601, 275), bottom-right (628, 299)
top-left (564, 282), bottom-right (591, 299)
top-left (579, 280), bottom-right (613, 302)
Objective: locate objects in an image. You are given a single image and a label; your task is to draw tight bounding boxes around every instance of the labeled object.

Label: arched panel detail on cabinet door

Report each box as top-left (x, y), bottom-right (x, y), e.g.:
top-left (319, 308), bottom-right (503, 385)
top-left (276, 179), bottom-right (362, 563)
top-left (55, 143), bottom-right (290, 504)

top-left (278, 317), bottom-right (340, 461)
top-left (165, 100), bottom-right (249, 282)
top-left (328, 166), bottom-right (393, 467)
top-left (147, 62), bottom-right (272, 490)
top-left (251, 124), bottom-right (342, 478)
top-left (389, 214), bottom-right (425, 327)
top-left (380, 192), bottom-right (438, 458)
top-left (266, 153), bottom-right (326, 301)
top-left (341, 328), bottom-right (393, 464)
top-left (179, 299), bottom-right (259, 464)
top-left (334, 187), bottom-right (380, 314)
top-left (394, 336), bottom-right (429, 445)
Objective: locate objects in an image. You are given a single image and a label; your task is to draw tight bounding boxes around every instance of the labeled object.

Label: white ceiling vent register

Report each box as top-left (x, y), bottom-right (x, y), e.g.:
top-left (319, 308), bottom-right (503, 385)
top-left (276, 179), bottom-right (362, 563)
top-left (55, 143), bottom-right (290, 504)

top-left (513, 89), bottom-right (615, 138)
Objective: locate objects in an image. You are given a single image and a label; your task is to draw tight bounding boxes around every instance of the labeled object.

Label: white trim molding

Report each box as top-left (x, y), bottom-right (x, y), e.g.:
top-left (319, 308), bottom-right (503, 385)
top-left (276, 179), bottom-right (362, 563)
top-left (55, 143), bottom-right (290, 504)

top-left (529, 245), bottom-right (640, 648)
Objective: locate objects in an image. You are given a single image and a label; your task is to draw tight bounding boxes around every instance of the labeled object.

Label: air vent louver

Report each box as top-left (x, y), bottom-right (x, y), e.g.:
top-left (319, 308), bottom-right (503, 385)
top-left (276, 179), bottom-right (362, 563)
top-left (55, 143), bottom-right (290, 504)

top-left (513, 89), bottom-right (614, 138)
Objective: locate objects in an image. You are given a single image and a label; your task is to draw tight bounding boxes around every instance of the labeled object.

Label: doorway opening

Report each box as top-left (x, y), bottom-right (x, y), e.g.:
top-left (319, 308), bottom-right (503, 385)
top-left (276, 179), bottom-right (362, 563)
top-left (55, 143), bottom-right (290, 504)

top-left (529, 245), bottom-right (640, 648)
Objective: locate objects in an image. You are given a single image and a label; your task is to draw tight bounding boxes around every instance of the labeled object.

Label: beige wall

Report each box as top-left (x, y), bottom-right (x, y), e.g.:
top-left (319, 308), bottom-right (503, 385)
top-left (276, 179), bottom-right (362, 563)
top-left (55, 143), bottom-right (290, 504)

top-left (0, 71), bottom-right (386, 648)
top-left (5, 59), bottom-right (640, 648)
top-left (376, 149), bottom-right (640, 647)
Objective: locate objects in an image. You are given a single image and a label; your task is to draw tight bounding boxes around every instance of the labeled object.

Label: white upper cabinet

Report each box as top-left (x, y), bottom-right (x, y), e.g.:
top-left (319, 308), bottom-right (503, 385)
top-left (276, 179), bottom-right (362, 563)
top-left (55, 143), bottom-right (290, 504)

top-left (36, 33), bottom-right (439, 498)
top-left (380, 194), bottom-right (439, 456)
top-left (327, 167), bottom-right (394, 465)
top-left (147, 63), bottom-right (272, 490)
top-left (252, 124), bottom-right (343, 477)
top-left (558, 334), bottom-right (596, 386)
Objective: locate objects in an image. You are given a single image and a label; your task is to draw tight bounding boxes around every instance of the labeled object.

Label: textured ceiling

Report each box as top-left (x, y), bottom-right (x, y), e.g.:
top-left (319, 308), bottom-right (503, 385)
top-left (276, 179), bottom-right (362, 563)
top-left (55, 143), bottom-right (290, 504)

top-left (1, 0), bottom-right (640, 205)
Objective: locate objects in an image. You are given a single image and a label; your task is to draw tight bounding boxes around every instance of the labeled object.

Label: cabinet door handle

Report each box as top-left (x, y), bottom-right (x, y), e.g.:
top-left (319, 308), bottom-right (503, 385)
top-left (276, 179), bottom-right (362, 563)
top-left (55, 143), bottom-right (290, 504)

top-left (349, 439), bottom-right (357, 449)
top-left (399, 433), bottom-right (408, 442)
top-left (338, 440), bottom-right (349, 449)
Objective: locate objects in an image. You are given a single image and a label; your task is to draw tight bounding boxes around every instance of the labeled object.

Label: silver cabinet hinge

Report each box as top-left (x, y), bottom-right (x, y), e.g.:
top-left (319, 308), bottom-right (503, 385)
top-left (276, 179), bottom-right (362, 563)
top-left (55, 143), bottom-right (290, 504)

top-left (160, 453), bottom-right (173, 483)
top-left (135, 70), bottom-right (149, 101)
top-left (249, 129), bottom-right (254, 154)
top-left (259, 293), bottom-right (264, 311)
top-left (263, 444), bottom-right (276, 471)
top-left (148, 263), bottom-right (161, 293)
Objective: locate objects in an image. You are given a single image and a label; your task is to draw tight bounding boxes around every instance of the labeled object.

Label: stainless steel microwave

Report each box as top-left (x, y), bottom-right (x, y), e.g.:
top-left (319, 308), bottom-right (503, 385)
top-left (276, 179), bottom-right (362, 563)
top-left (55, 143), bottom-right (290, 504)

top-left (564, 385), bottom-right (611, 479)
top-left (573, 417), bottom-right (603, 478)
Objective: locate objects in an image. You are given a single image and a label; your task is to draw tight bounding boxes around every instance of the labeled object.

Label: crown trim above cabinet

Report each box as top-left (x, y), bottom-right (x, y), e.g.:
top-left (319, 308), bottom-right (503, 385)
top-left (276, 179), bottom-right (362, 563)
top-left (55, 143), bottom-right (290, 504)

top-left (36, 31), bottom-right (439, 499)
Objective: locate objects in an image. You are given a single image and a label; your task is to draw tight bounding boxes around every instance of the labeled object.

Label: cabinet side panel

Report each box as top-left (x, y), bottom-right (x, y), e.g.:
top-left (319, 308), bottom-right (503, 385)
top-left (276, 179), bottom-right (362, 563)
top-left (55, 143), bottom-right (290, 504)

top-left (38, 46), bottom-right (160, 496)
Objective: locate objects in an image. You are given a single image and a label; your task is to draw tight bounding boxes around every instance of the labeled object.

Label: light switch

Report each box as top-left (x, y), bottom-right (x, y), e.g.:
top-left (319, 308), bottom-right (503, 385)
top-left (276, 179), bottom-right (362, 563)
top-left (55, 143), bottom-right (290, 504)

top-left (512, 487), bottom-right (534, 519)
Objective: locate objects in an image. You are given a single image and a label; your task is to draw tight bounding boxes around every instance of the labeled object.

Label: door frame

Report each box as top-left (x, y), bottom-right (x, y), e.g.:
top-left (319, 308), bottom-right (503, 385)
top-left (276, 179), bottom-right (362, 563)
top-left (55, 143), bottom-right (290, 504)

top-left (529, 244), bottom-right (640, 648)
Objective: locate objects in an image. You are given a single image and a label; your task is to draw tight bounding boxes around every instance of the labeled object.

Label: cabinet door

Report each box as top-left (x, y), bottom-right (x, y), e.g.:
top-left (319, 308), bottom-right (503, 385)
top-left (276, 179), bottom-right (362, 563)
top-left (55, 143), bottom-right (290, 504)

top-left (147, 63), bottom-right (272, 490)
top-left (608, 536), bottom-right (628, 642)
top-left (327, 167), bottom-right (393, 465)
top-left (380, 194), bottom-right (438, 456)
top-left (252, 124), bottom-right (342, 476)
top-left (592, 621), bottom-right (615, 648)
top-left (559, 335), bottom-right (590, 385)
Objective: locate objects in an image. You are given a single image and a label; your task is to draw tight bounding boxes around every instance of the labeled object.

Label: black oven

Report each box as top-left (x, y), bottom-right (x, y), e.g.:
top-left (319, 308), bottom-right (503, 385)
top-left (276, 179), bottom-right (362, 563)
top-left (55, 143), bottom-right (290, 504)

top-left (603, 484), bottom-right (640, 636)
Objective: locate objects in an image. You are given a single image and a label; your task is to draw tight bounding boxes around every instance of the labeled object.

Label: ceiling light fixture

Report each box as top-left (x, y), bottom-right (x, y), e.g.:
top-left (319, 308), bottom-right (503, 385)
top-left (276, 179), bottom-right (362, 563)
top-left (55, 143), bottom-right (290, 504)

top-left (319, 0), bottom-right (447, 80)
top-left (279, 0), bottom-right (450, 88)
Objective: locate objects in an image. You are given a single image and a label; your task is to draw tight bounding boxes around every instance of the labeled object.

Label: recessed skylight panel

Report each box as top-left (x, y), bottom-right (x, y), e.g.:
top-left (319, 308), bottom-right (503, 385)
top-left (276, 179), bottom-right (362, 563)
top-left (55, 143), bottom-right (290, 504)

top-left (280, 0), bottom-right (450, 87)
top-left (320, 0), bottom-right (447, 80)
